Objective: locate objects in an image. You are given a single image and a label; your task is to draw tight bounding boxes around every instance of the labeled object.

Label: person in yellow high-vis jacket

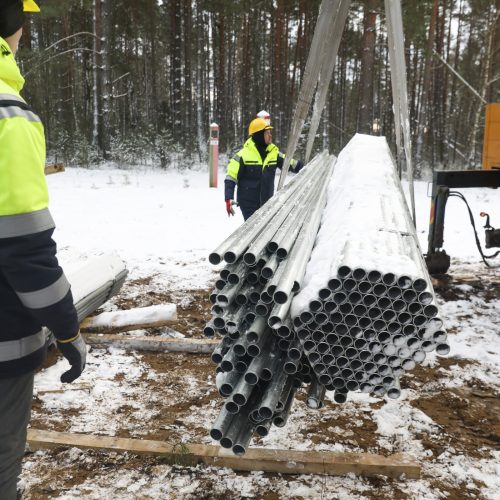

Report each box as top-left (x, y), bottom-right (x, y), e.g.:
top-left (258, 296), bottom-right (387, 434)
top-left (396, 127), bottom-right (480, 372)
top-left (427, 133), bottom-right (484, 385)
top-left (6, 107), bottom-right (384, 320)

top-left (0, 2), bottom-right (86, 498)
top-left (225, 117), bottom-right (304, 220)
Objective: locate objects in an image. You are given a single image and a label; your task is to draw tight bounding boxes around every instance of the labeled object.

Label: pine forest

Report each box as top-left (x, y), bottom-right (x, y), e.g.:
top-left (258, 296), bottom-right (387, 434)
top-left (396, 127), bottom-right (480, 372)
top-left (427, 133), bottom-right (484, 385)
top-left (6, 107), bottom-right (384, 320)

top-left (17, 0), bottom-right (500, 175)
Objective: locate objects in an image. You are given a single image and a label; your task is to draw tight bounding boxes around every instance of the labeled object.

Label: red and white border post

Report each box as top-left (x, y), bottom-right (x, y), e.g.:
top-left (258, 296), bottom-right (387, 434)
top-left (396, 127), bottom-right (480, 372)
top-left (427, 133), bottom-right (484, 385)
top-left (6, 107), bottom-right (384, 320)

top-left (209, 123), bottom-right (219, 188)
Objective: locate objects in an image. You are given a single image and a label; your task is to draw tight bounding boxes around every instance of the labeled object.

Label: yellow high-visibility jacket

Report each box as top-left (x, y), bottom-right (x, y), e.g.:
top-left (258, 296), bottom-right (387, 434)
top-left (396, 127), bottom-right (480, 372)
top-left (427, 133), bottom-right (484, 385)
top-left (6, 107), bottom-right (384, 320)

top-left (0, 37), bottom-right (48, 217)
top-left (0, 37), bottom-right (79, 379)
top-left (225, 137), bottom-right (303, 209)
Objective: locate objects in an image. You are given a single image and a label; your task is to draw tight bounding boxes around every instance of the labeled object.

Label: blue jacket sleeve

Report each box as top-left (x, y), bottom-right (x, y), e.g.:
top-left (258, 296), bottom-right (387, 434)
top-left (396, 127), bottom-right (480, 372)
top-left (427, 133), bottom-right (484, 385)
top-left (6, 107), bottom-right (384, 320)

top-left (0, 228), bottom-right (79, 341)
top-left (277, 152), bottom-right (304, 173)
top-left (225, 179), bottom-right (236, 200)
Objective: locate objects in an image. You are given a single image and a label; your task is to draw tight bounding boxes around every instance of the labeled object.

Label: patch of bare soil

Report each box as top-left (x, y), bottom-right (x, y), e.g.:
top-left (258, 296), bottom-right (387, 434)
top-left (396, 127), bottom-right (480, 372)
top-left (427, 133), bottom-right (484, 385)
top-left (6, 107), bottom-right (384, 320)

top-left (400, 357), bottom-right (477, 391)
top-left (25, 274), bottom-right (499, 499)
top-left (286, 391), bottom-right (381, 450)
top-left (411, 387), bottom-right (499, 459)
top-left (433, 272), bottom-right (500, 303)
top-left (23, 452), bottom-right (181, 499)
top-left (399, 356), bottom-right (499, 459)
top-left (128, 351), bottom-right (217, 442)
top-left (31, 351), bottom-right (218, 442)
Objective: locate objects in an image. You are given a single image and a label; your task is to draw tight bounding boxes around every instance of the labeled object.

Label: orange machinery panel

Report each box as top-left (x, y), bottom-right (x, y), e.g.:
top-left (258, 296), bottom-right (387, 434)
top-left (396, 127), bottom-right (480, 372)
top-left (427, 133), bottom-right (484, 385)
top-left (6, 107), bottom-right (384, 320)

top-left (483, 103), bottom-right (500, 170)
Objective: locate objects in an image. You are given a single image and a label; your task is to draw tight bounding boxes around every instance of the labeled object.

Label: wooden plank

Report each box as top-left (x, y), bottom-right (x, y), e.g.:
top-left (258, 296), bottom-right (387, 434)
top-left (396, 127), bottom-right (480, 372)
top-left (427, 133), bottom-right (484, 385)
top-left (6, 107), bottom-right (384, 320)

top-left (431, 275), bottom-right (483, 288)
top-left (36, 384), bottom-right (91, 396)
top-left (82, 334), bottom-right (218, 353)
top-left (80, 318), bottom-right (176, 334)
top-left (44, 163), bottom-right (65, 175)
top-left (27, 429), bottom-right (420, 479)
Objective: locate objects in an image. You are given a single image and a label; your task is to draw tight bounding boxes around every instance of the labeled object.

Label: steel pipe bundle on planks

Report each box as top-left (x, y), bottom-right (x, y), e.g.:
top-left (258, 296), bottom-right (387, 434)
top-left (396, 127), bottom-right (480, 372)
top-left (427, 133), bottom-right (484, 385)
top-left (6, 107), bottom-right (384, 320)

top-left (206, 154), bottom-right (336, 455)
top-left (291, 134), bottom-right (449, 400)
top-left (205, 134), bottom-right (448, 456)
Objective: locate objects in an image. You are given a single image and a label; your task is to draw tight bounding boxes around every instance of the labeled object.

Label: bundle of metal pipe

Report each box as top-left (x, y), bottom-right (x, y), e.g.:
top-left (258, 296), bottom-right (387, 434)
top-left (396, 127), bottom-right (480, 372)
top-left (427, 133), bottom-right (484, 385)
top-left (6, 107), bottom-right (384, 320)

top-left (291, 134), bottom-right (448, 400)
top-left (206, 135), bottom-right (448, 455)
top-left (68, 255), bottom-right (128, 322)
top-left (206, 154), bottom-right (336, 455)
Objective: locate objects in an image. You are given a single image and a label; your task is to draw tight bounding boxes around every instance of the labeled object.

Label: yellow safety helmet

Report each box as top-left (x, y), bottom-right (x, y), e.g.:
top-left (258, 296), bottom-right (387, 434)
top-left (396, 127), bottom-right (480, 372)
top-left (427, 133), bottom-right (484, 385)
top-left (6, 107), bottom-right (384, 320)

top-left (248, 117), bottom-right (273, 136)
top-left (23, 0), bottom-right (40, 12)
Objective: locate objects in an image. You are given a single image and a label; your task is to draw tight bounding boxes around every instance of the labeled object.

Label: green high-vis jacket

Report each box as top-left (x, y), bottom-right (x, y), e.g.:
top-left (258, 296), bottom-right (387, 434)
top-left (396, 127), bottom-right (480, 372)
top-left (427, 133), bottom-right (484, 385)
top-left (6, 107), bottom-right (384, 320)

top-left (0, 37), bottom-right (79, 379)
top-left (0, 37), bottom-right (48, 217)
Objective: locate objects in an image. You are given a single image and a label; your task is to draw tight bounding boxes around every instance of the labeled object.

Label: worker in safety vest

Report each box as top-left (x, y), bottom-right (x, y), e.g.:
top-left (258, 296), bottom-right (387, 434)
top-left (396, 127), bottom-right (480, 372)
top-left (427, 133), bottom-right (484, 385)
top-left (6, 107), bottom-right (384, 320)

top-left (0, 2), bottom-right (86, 497)
top-left (225, 118), bottom-right (304, 220)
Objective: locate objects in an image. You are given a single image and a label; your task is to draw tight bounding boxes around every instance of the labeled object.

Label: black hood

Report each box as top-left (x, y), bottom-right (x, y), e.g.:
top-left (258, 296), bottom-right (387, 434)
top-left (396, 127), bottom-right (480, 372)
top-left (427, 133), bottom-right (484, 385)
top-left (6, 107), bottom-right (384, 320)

top-left (252, 130), bottom-right (267, 160)
top-left (0, 1), bottom-right (24, 39)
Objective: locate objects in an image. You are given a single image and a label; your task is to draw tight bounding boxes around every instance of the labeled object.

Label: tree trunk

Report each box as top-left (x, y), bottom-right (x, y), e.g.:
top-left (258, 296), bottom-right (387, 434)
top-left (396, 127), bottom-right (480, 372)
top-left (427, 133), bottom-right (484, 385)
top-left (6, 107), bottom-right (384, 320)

top-left (415, 0), bottom-right (438, 167)
top-left (101, 0), bottom-right (112, 159)
top-left (489, 0), bottom-right (500, 103)
top-left (92, 0), bottom-right (103, 158)
top-left (273, 0), bottom-right (285, 139)
top-left (170, 0), bottom-right (183, 143)
top-left (358, 0), bottom-right (378, 134)
top-left (468, 8), bottom-right (498, 167)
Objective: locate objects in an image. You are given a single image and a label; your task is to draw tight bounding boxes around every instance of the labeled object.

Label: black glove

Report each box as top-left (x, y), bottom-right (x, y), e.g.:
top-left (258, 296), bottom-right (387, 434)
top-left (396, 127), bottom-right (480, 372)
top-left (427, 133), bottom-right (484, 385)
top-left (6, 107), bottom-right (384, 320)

top-left (57, 333), bottom-right (87, 383)
top-left (294, 160), bottom-right (304, 172)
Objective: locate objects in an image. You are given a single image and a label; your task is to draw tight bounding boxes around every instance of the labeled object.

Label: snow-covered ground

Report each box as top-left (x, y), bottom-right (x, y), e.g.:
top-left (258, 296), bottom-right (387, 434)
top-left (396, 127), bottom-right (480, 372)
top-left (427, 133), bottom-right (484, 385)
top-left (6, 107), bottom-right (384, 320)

top-left (48, 161), bottom-right (498, 283)
top-left (21, 158), bottom-right (500, 499)
top-left (50, 165), bottom-right (240, 289)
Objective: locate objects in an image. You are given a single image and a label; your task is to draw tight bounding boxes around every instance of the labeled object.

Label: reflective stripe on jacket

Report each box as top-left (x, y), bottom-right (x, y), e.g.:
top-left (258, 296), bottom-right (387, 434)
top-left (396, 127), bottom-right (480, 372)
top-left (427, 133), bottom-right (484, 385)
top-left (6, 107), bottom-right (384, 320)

top-left (224, 137), bottom-right (300, 209)
top-left (0, 37), bottom-right (79, 378)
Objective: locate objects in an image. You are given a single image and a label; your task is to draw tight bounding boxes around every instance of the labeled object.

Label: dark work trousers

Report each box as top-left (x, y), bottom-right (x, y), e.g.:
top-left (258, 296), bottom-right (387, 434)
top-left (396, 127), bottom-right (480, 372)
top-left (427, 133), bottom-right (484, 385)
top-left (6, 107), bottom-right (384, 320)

top-left (0, 371), bottom-right (34, 500)
top-left (240, 205), bottom-right (259, 221)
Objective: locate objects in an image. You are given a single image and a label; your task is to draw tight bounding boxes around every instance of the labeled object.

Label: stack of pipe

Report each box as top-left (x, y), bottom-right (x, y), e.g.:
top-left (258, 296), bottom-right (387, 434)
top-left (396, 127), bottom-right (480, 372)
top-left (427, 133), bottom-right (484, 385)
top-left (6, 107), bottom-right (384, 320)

top-left (291, 134), bottom-right (449, 401)
top-left (68, 255), bottom-right (129, 322)
top-left (206, 153), bottom-right (336, 455)
top-left (206, 134), bottom-right (448, 455)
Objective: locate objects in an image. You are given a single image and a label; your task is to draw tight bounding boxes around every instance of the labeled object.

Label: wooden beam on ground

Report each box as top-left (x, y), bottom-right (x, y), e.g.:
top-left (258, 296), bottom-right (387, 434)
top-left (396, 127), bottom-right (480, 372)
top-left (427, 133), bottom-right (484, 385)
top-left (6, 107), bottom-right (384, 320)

top-left (80, 318), bottom-right (177, 334)
top-left (80, 305), bottom-right (177, 334)
top-left (27, 429), bottom-right (420, 479)
top-left (44, 163), bottom-right (65, 175)
top-left (83, 334), bottom-right (218, 353)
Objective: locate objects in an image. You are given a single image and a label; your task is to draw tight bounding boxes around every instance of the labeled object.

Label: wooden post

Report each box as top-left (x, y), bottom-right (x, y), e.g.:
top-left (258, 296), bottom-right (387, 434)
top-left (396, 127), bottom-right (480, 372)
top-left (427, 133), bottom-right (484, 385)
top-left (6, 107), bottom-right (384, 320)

top-left (27, 429), bottom-right (421, 479)
top-left (82, 334), bottom-right (218, 353)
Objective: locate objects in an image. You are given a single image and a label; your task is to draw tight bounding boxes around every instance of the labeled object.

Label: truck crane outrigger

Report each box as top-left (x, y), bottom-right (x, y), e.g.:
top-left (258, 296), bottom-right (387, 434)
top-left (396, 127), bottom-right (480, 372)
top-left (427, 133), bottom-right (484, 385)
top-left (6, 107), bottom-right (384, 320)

top-left (424, 104), bottom-right (500, 275)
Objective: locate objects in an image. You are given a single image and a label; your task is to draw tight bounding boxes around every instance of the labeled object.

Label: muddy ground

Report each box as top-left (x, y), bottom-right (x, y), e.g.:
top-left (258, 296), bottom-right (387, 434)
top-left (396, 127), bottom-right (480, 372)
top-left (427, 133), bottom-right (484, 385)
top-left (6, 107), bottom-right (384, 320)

top-left (24, 270), bottom-right (499, 500)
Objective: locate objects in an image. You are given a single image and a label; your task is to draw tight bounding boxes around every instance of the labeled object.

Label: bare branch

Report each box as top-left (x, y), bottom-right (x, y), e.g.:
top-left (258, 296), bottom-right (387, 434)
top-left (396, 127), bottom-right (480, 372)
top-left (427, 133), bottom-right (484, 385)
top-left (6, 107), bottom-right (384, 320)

top-left (24, 48), bottom-right (100, 77)
top-left (112, 72), bottom-right (130, 84)
top-left (432, 50), bottom-right (487, 104)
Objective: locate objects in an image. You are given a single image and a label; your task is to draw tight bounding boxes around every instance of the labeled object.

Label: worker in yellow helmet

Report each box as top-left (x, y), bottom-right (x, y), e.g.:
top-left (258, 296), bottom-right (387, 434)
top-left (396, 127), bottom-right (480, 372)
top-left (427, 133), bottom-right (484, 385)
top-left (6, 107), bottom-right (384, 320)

top-left (225, 117), bottom-right (304, 220)
top-left (0, 2), bottom-right (86, 497)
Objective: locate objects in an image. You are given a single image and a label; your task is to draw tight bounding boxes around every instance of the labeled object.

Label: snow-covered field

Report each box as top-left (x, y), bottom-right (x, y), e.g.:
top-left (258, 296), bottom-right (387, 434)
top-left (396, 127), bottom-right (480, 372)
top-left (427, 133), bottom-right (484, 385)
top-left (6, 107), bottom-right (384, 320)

top-left (21, 159), bottom-right (500, 499)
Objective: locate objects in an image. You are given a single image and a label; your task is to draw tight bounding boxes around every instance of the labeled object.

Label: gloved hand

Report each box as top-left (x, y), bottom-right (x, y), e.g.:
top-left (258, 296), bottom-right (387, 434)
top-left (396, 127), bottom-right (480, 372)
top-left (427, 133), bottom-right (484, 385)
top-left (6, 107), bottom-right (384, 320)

top-left (226, 199), bottom-right (235, 216)
top-left (56, 332), bottom-right (87, 383)
top-left (294, 160), bottom-right (304, 172)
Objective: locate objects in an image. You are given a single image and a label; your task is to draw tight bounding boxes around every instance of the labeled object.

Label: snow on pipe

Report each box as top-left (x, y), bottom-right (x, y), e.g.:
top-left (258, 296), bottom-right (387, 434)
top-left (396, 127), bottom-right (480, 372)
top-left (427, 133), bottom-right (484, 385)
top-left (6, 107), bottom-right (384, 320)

top-left (224, 156), bottom-right (328, 265)
top-left (290, 134), bottom-right (448, 399)
top-left (44, 255), bottom-right (128, 339)
top-left (207, 154), bottom-right (336, 455)
top-left (209, 152), bottom-right (327, 265)
top-left (70, 257), bottom-right (128, 322)
top-left (207, 135), bottom-right (449, 456)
